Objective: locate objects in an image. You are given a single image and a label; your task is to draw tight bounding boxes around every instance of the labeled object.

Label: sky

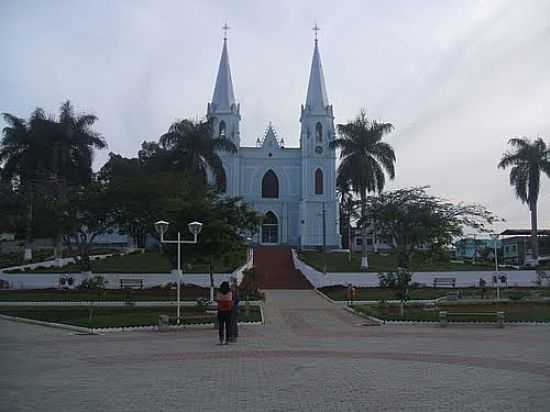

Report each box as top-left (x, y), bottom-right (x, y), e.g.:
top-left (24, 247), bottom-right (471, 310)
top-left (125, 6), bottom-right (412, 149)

top-left (1, 0), bottom-right (549, 234)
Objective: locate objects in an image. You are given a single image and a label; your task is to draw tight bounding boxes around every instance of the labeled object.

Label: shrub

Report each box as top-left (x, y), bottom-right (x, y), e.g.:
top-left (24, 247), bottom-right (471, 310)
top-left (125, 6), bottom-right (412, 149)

top-left (78, 275), bottom-right (108, 290)
top-left (195, 298), bottom-right (208, 313)
top-left (240, 268), bottom-right (264, 300)
top-left (508, 292), bottom-right (527, 301)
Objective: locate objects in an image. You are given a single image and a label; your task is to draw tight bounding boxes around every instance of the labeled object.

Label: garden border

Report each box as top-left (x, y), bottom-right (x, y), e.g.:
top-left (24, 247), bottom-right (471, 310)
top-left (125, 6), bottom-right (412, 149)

top-left (343, 306), bottom-right (550, 326)
top-left (0, 303), bottom-right (265, 333)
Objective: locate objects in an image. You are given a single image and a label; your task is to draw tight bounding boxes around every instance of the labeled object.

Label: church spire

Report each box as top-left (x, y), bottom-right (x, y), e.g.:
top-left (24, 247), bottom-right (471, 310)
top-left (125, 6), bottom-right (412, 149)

top-left (305, 24), bottom-right (329, 113)
top-left (211, 25), bottom-right (236, 112)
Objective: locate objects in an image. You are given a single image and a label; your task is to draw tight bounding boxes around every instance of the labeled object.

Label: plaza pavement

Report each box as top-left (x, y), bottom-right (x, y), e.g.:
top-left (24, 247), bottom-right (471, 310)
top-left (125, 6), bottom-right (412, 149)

top-left (1, 289), bottom-right (549, 411)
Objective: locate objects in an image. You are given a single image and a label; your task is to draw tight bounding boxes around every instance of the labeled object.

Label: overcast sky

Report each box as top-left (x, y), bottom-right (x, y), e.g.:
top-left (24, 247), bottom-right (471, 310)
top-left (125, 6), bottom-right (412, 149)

top-left (1, 0), bottom-right (549, 233)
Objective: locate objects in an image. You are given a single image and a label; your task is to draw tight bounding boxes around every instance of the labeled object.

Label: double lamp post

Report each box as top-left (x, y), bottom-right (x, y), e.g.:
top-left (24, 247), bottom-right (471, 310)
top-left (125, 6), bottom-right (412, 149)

top-left (154, 220), bottom-right (203, 324)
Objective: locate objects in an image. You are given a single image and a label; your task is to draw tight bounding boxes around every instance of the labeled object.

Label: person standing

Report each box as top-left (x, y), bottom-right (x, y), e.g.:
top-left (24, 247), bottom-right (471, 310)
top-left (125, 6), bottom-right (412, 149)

top-left (216, 281), bottom-right (233, 345)
top-left (229, 277), bottom-right (240, 342)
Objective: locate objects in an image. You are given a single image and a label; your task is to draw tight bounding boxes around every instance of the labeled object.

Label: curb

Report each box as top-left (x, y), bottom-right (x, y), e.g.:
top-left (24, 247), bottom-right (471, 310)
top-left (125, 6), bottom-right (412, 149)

top-left (371, 319), bottom-right (550, 326)
top-left (0, 300), bottom-right (265, 307)
top-left (0, 313), bottom-right (90, 333)
top-left (344, 306), bottom-right (385, 325)
top-left (313, 288), bottom-right (337, 304)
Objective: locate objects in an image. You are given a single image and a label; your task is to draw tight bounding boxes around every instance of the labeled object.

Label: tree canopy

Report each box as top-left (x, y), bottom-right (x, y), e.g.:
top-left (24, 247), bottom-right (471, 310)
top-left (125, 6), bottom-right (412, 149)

top-left (363, 187), bottom-right (498, 269)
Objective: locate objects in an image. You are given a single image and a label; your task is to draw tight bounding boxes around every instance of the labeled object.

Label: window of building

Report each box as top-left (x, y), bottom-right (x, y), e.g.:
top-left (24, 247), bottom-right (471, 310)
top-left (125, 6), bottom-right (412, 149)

top-left (315, 122), bottom-right (323, 143)
top-left (314, 169), bottom-right (323, 194)
top-left (219, 120), bottom-right (226, 137)
top-left (262, 170), bottom-right (279, 198)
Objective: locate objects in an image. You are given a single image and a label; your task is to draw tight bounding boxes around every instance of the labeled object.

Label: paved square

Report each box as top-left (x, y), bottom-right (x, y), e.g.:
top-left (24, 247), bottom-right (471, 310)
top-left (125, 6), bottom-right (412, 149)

top-left (1, 290), bottom-right (549, 411)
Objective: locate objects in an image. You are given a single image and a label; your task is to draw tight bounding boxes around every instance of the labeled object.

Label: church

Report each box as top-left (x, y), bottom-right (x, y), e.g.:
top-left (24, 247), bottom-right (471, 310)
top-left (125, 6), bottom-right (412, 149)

top-left (206, 30), bottom-right (341, 248)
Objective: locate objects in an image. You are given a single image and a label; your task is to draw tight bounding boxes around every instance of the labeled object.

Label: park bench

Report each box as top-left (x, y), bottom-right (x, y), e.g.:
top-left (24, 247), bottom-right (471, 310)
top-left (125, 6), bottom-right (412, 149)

top-left (433, 277), bottom-right (456, 288)
top-left (439, 311), bottom-right (504, 328)
top-left (120, 278), bottom-right (143, 289)
top-left (446, 290), bottom-right (463, 301)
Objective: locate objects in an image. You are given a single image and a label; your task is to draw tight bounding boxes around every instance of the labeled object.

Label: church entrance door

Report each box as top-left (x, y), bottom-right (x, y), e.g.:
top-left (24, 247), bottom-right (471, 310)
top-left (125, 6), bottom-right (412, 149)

top-left (261, 212), bottom-right (279, 244)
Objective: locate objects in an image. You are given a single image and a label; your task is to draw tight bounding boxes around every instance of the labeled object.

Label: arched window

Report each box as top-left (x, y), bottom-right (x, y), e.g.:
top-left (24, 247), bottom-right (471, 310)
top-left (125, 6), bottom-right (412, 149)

top-left (315, 168), bottom-right (323, 194)
top-left (262, 211), bottom-right (278, 243)
top-left (262, 170), bottom-right (279, 198)
top-left (315, 122), bottom-right (323, 143)
top-left (219, 120), bottom-right (226, 137)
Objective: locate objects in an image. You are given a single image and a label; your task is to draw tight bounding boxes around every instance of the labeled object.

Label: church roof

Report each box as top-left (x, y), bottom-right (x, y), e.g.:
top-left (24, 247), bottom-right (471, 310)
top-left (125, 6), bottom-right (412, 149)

top-left (305, 39), bottom-right (330, 112)
top-left (211, 38), bottom-right (236, 112)
top-left (261, 122), bottom-right (282, 148)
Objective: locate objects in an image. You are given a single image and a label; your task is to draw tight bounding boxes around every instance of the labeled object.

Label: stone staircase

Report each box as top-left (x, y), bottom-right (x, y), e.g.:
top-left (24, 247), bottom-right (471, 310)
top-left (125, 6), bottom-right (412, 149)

top-left (254, 246), bottom-right (312, 290)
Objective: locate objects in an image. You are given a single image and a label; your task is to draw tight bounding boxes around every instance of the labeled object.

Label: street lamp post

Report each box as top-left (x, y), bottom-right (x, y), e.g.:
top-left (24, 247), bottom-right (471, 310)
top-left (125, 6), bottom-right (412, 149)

top-left (154, 220), bottom-right (203, 324)
top-left (491, 233), bottom-right (500, 301)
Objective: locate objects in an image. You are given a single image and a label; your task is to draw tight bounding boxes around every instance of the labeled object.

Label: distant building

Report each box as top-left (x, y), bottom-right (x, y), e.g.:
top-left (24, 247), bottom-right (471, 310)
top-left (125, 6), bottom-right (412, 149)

top-left (454, 238), bottom-right (501, 260)
top-left (348, 226), bottom-right (392, 253)
top-left (499, 230), bottom-right (550, 266)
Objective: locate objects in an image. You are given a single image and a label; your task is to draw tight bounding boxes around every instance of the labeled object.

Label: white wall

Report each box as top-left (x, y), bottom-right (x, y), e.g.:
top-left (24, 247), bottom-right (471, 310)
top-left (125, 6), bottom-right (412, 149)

top-left (292, 250), bottom-right (543, 288)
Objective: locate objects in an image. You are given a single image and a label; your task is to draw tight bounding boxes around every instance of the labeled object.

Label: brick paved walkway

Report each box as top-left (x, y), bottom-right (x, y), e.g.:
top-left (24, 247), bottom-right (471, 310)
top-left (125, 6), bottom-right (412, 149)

top-left (1, 290), bottom-right (549, 411)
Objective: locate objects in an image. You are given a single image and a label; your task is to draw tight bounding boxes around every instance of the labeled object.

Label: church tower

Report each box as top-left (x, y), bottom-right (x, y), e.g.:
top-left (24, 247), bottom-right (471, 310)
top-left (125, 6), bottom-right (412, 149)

top-left (207, 25), bottom-right (240, 195)
top-left (299, 26), bottom-right (340, 247)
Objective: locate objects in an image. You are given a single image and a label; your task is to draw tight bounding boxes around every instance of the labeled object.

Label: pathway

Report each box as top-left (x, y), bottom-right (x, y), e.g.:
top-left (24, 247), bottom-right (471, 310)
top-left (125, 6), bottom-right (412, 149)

top-left (1, 287), bottom-right (550, 411)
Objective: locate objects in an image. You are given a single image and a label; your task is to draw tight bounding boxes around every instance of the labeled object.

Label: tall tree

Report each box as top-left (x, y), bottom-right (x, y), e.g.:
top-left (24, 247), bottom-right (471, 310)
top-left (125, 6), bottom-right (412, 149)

top-left (1, 102), bottom-right (106, 262)
top-left (159, 119), bottom-right (237, 191)
top-left (329, 110), bottom-right (396, 270)
top-left (0, 109), bottom-right (51, 260)
top-left (48, 101), bottom-right (107, 262)
top-left (498, 137), bottom-right (550, 261)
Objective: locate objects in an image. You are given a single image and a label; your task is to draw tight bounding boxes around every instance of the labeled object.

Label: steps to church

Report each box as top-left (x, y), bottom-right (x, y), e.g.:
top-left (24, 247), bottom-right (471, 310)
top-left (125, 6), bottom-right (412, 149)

top-left (254, 246), bottom-right (312, 290)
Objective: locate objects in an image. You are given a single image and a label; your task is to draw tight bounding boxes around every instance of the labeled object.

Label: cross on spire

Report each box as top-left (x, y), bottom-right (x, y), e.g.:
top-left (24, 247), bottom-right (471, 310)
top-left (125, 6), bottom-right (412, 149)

top-left (222, 22), bottom-right (230, 40)
top-left (312, 23), bottom-right (320, 42)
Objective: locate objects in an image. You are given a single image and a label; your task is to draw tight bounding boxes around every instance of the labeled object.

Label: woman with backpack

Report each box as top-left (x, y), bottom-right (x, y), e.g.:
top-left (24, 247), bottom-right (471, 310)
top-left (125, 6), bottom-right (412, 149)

top-left (216, 281), bottom-right (233, 345)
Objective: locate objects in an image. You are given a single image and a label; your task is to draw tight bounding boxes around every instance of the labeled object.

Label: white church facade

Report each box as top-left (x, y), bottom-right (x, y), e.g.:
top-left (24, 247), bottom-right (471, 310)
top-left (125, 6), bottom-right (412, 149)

top-left (206, 33), bottom-right (341, 248)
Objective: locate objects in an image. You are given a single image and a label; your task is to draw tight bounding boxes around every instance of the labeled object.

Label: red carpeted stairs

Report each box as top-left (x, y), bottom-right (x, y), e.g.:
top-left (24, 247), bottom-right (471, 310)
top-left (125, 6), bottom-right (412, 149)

top-left (254, 246), bottom-right (313, 289)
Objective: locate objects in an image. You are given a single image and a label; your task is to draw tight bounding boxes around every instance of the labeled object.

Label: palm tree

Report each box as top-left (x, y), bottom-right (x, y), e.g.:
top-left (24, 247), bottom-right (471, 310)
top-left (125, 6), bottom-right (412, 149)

top-left (48, 101), bottom-right (107, 263)
top-left (1, 109), bottom-right (51, 260)
top-left (498, 137), bottom-right (550, 261)
top-left (1, 101), bottom-right (106, 262)
top-left (329, 110), bottom-right (396, 270)
top-left (159, 119), bottom-right (237, 191)
top-left (53, 101), bottom-right (107, 186)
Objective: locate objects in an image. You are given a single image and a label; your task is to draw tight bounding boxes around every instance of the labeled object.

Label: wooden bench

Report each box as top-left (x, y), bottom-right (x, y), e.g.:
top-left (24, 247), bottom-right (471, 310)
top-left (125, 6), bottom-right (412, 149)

top-left (120, 279), bottom-right (143, 289)
top-left (439, 311), bottom-right (504, 328)
top-left (433, 277), bottom-right (456, 288)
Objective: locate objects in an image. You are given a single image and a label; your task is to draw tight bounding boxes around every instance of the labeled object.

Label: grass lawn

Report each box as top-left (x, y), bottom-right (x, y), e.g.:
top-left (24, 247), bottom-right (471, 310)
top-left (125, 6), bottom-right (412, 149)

top-left (320, 286), bottom-right (550, 301)
top-left (0, 248), bottom-right (122, 269)
top-left (0, 305), bottom-right (262, 328)
top-left (354, 301), bottom-right (550, 322)
top-left (0, 285), bottom-right (265, 302)
top-left (0, 286), bottom-right (210, 302)
top-left (0, 250), bottom-right (55, 269)
top-left (298, 251), bottom-right (501, 273)
top-left (5, 250), bottom-right (246, 274)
